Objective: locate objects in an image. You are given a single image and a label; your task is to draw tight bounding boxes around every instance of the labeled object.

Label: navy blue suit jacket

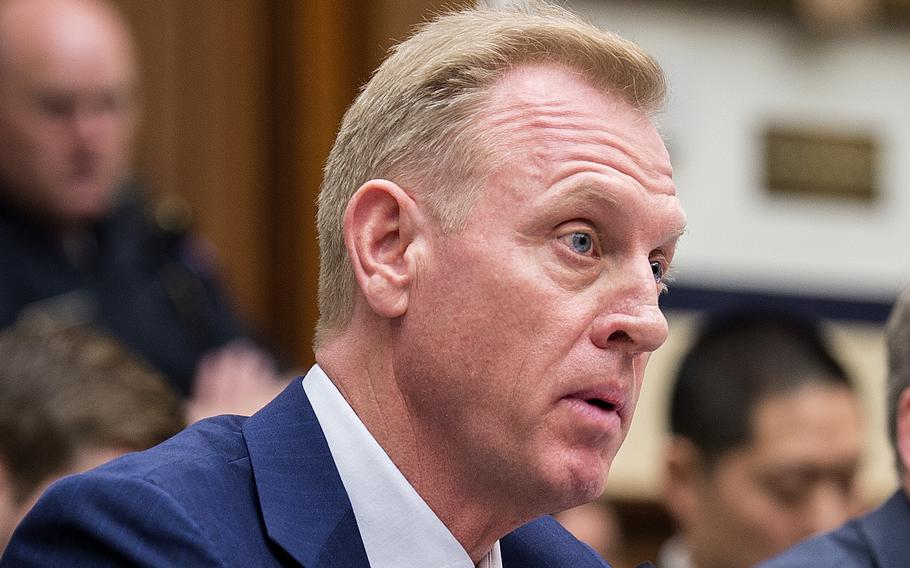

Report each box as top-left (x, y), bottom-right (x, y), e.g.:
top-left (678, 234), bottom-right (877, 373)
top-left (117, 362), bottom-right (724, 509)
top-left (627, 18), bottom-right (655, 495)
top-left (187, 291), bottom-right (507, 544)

top-left (758, 490), bottom-right (910, 568)
top-left (2, 379), bottom-right (612, 567)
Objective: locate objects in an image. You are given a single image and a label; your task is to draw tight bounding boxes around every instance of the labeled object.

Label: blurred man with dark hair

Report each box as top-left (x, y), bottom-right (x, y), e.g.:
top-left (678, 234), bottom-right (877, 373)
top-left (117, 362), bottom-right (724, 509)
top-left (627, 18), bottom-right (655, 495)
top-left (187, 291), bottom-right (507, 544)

top-left (0, 324), bottom-right (185, 552)
top-left (761, 287), bottom-right (910, 568)
top-left (660, 310), bottom-right (864, 568)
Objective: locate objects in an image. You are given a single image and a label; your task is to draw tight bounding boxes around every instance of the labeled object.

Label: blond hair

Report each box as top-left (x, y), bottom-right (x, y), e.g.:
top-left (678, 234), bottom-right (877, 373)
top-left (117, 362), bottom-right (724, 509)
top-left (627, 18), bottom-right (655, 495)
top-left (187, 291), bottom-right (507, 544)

top-left (315, 0), bottom-right (666, 346)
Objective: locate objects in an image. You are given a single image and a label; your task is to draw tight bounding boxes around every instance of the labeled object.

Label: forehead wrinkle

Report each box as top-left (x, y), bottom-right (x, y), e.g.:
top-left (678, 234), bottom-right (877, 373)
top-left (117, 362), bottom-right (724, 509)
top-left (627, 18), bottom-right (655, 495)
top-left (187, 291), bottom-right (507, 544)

top-left (483, 97), bottom-right (674, 196)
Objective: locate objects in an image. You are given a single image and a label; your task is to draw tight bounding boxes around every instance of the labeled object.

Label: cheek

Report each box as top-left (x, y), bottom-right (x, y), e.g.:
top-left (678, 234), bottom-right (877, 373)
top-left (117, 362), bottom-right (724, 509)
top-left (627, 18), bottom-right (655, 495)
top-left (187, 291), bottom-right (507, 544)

top-left (714, 475), bottom-right (798, 549)
top-left (0, 131), bottom-right (52, 186)
top-left (410, 237), bottom-right (598, 404)
top-left (429, 244), bottom-right (571, 344)
top-left (18, 122), bottom-right (69, 165)
top-left (707, 468), bottom-right (762, 524)
top-left (0, 117), bottom-right (32, 156)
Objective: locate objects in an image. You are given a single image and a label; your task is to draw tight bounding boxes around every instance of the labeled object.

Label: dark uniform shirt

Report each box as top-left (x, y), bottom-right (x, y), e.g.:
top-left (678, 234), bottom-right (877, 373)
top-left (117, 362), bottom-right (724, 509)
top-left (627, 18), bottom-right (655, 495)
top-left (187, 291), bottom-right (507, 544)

top-left (0, 184), bottom-right (247, 396)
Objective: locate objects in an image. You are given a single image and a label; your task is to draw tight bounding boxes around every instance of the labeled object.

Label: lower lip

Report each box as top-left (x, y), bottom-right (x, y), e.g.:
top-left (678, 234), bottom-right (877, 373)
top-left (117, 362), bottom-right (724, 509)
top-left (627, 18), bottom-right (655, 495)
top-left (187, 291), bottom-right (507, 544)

top-left (560, 397), bottom-right (622, 438)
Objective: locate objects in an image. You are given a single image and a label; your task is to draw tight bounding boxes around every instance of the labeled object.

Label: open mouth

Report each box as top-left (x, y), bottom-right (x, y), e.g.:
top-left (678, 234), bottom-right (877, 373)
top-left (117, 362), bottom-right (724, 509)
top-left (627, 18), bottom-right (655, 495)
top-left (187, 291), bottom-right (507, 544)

top-left (585, 397), bottom-right (616, 412)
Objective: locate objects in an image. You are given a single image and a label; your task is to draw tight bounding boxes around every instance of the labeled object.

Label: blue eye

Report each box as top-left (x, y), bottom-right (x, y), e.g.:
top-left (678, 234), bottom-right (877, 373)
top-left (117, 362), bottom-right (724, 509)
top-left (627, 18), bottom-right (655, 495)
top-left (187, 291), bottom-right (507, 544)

top-left (651, 261), bottom-right (664, 283)
top-left (570, 232), bottom-right (593, 254)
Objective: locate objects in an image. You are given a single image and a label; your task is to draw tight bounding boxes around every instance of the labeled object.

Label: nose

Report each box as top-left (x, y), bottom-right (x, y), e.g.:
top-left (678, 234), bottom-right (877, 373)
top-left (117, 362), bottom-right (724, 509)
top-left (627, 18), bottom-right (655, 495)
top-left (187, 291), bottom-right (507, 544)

top-left (589, 262), bottom-right (668, 353)
top-left (73, 105), bottom-right (113, 145)
top-left (74, 112), bottom-right (102, 143)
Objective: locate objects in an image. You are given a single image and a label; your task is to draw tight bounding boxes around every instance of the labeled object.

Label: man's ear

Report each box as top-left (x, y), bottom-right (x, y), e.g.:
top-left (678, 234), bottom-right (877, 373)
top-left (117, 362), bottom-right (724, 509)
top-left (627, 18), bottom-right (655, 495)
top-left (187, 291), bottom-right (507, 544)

top-left (663, 436), bottom-right (704, 528)
top-left (896, 389), bottom-right (910, 481)
top-left (343, 179), bottom-right (424, 319)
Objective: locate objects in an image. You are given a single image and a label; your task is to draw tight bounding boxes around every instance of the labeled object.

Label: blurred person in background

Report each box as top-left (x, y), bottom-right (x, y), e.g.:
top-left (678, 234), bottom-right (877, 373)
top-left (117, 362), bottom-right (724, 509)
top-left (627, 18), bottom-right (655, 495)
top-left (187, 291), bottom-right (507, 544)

top-left (0, 0), bottom-right (284, 419)
top-left (760, 286), bottom-right (910, 568)
top-left (555, 500), bottom-right (626, 566)
top-left (0, 323), bottom-right (185, 552)
top-left (660, 310), bottom-right (864, 568)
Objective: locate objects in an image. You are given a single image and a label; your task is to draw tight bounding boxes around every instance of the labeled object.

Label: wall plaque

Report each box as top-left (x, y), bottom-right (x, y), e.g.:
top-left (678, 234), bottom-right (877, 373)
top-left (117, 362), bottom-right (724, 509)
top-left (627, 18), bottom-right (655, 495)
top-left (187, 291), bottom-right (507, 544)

top-left (763, 126), bottom-right (878, 201)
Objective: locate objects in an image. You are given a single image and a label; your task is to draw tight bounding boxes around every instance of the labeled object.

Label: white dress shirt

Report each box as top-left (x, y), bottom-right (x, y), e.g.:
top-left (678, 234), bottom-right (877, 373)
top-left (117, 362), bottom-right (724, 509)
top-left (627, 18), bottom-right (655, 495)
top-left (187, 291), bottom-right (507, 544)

top-left (657, 534), bottom-right (695, 568)
top-left (303, 364), bottom-right (502, 568)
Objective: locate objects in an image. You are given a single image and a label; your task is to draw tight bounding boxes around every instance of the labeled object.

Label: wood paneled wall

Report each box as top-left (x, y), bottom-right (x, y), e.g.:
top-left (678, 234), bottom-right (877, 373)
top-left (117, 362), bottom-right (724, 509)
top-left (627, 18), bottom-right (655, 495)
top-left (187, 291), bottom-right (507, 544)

top-left (111, 0), bottom-right (451, 366)
top-left (114, 0), bottom-right (272, 350)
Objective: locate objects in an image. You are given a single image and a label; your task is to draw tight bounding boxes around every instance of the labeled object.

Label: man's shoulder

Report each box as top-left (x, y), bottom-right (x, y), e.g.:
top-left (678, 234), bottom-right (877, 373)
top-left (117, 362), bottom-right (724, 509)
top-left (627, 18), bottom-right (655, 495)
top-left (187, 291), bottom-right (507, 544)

top-left (100, 414), bottom-right (251, 482)
top-left (2, 415), bottom-right (263, 567)
top-left (760, 491), bottom-right (910, 568)
top-left (46, 414), bottom-right (254, 517)
top-left (758, 522), bottom-right (873, 568)
top-left (502, 515), bottom-right (611, 567)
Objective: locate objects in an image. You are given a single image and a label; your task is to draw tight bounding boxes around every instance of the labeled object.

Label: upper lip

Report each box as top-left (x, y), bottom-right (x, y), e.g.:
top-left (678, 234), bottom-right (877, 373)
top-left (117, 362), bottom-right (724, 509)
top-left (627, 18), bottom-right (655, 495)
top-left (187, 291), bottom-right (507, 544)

top-left (562, 384), bottom-right (628, 418)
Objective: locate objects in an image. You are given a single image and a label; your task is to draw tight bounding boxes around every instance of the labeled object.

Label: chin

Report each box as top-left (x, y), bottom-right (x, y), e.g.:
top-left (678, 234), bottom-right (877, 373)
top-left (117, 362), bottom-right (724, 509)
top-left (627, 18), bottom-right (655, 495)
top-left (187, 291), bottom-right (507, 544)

top-left (60, 190), bottom-right (117, 222)
top-left (573, 469), bottom-right (607, 503)
top-left (548, 452), bottom-right (609, 511)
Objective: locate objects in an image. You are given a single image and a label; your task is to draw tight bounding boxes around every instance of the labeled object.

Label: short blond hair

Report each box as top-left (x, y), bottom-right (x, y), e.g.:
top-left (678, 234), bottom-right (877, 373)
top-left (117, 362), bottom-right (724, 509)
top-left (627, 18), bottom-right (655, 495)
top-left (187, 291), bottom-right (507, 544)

top-left (315, 0), bottom-right (666, 346)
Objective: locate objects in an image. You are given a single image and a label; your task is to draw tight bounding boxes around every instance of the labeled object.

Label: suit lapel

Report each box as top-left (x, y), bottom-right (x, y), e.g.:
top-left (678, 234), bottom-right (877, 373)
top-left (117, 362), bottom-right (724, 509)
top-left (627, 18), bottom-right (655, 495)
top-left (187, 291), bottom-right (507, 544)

top-left (243, 378), bottom-right (370, 568)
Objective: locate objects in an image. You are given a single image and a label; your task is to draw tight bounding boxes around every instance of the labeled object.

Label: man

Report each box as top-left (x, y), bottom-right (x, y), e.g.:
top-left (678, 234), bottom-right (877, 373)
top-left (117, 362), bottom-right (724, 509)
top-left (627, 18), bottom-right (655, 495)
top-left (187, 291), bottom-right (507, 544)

top-left (0, 0), bottom-right (280, 408)
top-left (759, 289), bottom-right (910, 567)
top-left (2, 1), bottom-right (686, 566)
top-left (659, 310), bottom-right (864, 568)
top-left (0, 324), bottom-right (185, 552)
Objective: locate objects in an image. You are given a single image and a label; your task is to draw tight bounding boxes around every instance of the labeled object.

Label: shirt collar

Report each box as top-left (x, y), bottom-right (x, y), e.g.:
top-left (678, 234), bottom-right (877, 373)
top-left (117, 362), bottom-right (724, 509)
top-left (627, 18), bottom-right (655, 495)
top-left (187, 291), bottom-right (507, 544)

top-left (657, 535), bottom-right (695, 568)
top-left (303, 364), bottom-right (502, 568)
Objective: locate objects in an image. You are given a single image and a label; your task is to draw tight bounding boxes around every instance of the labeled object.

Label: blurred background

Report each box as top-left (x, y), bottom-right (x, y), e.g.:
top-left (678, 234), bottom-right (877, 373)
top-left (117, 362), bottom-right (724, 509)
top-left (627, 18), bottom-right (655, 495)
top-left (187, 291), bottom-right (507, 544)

top-left (110, 0), bottom-right (909, 564)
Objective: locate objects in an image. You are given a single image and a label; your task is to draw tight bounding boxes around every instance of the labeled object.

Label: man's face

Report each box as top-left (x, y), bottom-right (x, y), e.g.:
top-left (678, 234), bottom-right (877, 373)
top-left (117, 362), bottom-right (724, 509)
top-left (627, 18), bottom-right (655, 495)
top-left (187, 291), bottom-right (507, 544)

top-left (687, 384), bottom-right (863, 568)
top-left (394, 64), bottom-right (686, 515)
top-left (0, 4), bottom-right (137, 224)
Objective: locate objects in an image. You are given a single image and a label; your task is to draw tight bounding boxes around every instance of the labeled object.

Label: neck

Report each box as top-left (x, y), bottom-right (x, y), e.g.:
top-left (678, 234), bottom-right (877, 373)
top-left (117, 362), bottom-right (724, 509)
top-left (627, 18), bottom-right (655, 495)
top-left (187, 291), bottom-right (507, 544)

top-left (316, 324), bottom-right (529, 563)
top-left (0, 187), bottom-right (94, 242)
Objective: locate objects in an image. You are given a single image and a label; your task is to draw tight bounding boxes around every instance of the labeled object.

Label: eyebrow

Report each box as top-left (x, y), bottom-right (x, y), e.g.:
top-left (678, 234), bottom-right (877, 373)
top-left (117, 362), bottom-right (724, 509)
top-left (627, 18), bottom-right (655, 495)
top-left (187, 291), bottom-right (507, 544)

top-left (666, 218), bottom-right (688, 243)
top-left (540, 182), bottom-right (619, 216)
top-left (542, 182), bottom-right (687, 242)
